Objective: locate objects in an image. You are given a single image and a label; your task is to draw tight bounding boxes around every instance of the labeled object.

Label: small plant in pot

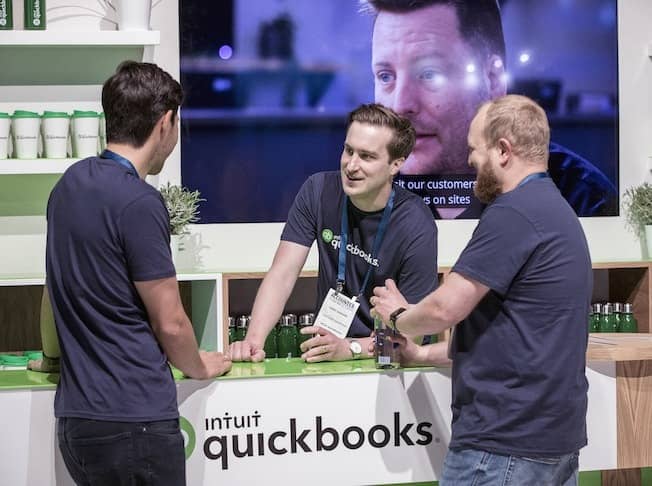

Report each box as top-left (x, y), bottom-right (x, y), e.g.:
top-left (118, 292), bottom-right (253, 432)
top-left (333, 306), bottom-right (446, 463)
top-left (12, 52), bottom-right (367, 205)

top-left (159, 182), bottom-right (205, 260)
top-left (622, 182), bottom-right (652, 256)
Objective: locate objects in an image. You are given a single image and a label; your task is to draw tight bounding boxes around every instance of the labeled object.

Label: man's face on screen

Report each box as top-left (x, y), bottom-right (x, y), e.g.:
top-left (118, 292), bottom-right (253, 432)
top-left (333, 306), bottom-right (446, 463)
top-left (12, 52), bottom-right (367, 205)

top-left (372, 4), bottom-right (490, 176)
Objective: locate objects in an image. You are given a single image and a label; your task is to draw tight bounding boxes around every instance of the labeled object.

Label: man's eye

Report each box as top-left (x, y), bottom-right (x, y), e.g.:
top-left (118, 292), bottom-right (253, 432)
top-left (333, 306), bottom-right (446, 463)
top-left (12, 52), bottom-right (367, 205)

top-left (419, 70), bottom-right (446, 87)
top-left (376, 71), bottom-right (395, 84)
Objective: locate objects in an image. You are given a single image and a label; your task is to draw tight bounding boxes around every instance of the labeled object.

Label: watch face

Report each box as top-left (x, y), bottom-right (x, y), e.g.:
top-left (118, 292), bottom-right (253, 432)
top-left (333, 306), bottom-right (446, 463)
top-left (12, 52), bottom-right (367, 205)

top-left (350, 340), bottom-right (362, 354)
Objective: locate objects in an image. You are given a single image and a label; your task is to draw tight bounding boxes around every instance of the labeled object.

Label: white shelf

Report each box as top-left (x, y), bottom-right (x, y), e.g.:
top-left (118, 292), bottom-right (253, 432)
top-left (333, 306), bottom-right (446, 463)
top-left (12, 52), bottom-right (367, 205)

top-left (0, 158), bottom-right (77, 175)
top-left (0, 30), bottom-right (160, 46)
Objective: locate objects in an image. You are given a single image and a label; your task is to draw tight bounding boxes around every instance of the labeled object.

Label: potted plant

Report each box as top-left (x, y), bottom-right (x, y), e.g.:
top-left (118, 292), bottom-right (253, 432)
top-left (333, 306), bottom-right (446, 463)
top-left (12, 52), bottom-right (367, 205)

top-left (622, 182), bottom-right (652, 256)
top-left (159, 182), bottom-right (204, 261)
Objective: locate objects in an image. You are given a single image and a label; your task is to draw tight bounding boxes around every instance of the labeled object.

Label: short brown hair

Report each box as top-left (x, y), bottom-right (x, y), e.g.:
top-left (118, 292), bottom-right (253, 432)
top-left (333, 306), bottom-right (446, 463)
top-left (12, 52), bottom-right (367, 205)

top-left (102, 61), bottom-right (183, 148)
top-left (346, 103), bottom-right (416, 161)
top-left (481, 95), bottom-right (550, 165)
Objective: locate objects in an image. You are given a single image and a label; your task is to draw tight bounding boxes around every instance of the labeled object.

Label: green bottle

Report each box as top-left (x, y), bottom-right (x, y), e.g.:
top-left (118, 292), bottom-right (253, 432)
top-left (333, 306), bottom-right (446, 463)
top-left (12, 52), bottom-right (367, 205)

top-left (297, 313), bottom-right (314, 355)
top-left (227, 316), bottom-right (236, 344)
top-left (234, 315), bottom-right (248, 342)
top-left (277, 314), bottom-right (298, 359)
top-left (263, 324), bottom-right (277, 358)
top-left (589, 303), bottom-right (601, 333)
top-left (0, 0), bottom-right (13, 30)
top-left (619, 303), bottom-right (638, 333)
top-left (599, 303), bottom-right (617, 333)
top-left (612, 303), bottom-right (623, 332)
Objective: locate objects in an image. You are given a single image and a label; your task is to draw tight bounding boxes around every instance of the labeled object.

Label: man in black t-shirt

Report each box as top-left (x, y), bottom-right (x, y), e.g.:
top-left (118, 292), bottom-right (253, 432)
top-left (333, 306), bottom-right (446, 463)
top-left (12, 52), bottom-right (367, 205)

top-left (43, 62), bottom-right (231, 486)
top-left (372, 95), bottom-right (590, 485)
top-left (230, 104), bottom-right (438, 363)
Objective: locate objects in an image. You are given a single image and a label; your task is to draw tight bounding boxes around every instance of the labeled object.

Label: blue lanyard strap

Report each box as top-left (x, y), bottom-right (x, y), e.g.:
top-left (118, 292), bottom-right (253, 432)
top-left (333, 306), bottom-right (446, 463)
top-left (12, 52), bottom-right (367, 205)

top-left (100, 149), bottom-right (138, 177)
top-left (337, 189), bottom-right (395, 298)
top-left (517, 171), bottom-right (548, 187)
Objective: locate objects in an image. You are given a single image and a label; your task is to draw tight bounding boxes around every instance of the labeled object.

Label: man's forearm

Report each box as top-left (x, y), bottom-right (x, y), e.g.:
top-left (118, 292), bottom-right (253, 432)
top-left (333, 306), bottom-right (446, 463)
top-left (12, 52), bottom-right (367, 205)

top-left (41, 286), bottom-right (61, 358)
top-left (247, 269), bottom-right (298, 347)
top-left (154, 314), bottom-right (206, 379)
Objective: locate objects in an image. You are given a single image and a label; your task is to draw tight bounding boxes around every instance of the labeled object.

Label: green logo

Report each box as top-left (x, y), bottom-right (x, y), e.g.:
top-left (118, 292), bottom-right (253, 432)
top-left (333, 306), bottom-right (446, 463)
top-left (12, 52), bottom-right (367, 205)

top-left (180, 416), bottom-right (196, 460)
top-left (322, 229), bottom-right (334, 243)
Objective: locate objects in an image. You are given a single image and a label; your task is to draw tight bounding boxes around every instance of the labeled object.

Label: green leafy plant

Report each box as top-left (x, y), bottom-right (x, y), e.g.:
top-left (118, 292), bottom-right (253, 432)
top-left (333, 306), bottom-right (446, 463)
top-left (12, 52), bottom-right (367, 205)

top-left (159, 183), bottom-right (205, 236)
top-left (622, 182), bottom-right (652, 238)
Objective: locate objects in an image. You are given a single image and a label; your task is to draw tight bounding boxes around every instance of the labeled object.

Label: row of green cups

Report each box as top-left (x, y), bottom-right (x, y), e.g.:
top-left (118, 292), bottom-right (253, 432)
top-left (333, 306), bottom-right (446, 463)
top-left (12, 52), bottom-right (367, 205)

top-left (0, 110), bottom-right (106, 160)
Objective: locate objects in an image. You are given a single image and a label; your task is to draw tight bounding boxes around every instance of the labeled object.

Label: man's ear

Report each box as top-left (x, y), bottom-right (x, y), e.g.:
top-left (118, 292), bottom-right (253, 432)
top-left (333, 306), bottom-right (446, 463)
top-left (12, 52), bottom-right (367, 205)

top-left (496, 138), bottom-right (512, 167)
top-left (485, 54), bottom-right (507, 99)
top-left (390, 157), bottom-right (405, 176)
top-left (157, 110), bottom-right (175, 138)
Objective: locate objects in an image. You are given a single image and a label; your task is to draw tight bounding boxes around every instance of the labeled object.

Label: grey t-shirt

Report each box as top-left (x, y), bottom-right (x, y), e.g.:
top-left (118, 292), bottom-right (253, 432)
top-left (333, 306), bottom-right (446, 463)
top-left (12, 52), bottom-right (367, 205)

top-left (281, 171), bottom-right (438, 336)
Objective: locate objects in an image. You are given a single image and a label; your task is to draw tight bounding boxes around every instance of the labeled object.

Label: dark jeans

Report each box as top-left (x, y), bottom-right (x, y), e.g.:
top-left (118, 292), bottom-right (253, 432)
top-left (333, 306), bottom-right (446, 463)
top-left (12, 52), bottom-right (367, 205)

top-left (57, 417), bottom-right (186, 486)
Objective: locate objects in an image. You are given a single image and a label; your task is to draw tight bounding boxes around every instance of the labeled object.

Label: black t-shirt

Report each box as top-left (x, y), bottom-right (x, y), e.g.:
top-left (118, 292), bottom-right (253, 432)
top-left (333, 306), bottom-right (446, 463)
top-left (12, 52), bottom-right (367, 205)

top-left (451, 176), bottom-right (591, 456)
top-left (281, 171), bottom-right (438, 336)
top-left (46, 156), bottom-right (178, 421)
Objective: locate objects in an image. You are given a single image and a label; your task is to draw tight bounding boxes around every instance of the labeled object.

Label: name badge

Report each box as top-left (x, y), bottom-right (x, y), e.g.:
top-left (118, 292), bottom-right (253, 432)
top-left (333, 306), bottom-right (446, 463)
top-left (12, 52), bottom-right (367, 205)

top-left (314, 288), bottom-right (360, 339)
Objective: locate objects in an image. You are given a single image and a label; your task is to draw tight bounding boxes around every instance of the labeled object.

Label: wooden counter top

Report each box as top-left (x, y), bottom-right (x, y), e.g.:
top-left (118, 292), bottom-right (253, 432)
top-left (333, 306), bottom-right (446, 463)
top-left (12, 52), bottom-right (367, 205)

top-left (587, 333), bottom-right (652, 361)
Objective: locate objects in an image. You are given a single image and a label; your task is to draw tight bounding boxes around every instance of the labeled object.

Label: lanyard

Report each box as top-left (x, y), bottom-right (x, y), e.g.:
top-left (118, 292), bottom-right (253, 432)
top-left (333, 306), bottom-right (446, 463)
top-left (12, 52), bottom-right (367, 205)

top-left (337, 189), bottom-right (395, 298)
top-left (100, 149), bottom-right (138, 177)
top-left (517, 171), bottom-right (548, 187)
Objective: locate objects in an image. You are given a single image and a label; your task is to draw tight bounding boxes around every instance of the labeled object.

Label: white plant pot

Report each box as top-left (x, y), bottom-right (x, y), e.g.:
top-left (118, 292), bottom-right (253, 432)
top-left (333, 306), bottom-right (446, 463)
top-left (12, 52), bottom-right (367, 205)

top-left (645, 225), bottom-right (652, 259)
top-left (170, 234), bottom-right (182, 264)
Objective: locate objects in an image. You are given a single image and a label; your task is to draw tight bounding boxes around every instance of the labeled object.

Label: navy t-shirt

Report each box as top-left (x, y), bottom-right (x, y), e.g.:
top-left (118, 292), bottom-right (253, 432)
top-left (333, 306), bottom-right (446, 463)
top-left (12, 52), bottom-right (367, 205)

top-left (450, 176), bottom-right (591, 456)
top-left (281, 171), bottom-right (438, 336)
top-left (46, 156), bottom-right (178, 422)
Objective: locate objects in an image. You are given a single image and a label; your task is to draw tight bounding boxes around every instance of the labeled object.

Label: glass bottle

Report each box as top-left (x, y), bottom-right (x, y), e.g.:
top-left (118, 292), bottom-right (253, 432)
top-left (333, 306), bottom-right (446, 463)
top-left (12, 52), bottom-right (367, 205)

top-left (599, 303), bottom-right (617, 333)
top-left (263, 321), bottom-right (278, 359)
top-left (589, 303), bottom-right (601, 333)
top-left (612, 302), bottom-right (623, 332)
top-left (374, 315), bottom-right (399, 369)
top-left (619, 303), bottom-right (638, 333)
top-left (277, 314), bottom-right (298, 358)
top-left (227, 316), bottom-right (236, 344)
top-left (234, 315), bottom-right (248, 342)
top-left (297, 313), bottom-right (314, 355)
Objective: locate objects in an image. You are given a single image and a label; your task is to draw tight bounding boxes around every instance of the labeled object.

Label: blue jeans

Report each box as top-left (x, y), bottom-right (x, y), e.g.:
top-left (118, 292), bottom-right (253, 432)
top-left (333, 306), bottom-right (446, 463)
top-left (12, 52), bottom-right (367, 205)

top-left (57, 417), bottom-right (186, 486)
top-left (440, 448), bottom-right (579, 486)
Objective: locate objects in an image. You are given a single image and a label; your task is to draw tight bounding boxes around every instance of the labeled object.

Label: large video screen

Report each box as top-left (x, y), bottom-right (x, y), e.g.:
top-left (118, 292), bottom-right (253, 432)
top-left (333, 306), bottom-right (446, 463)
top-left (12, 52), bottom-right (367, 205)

top-left (180, 0), bottom-right (618, 223)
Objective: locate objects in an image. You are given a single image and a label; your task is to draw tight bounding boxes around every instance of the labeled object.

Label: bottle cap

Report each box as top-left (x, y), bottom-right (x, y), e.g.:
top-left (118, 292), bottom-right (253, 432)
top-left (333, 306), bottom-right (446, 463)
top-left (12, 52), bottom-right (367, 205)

top-left (623, 303), bottom-right (634, 313)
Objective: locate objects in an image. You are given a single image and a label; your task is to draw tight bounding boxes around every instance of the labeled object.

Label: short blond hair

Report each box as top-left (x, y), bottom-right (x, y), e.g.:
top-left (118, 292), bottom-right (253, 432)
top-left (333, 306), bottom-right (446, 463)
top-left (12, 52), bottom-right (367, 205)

top-left (480, 95), bottom-right (550, 165)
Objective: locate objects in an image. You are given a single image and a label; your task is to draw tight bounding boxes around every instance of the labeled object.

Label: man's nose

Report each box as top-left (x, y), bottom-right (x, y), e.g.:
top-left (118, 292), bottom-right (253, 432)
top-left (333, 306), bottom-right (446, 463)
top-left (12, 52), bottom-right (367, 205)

top-left (390, 77), bottom-right (419, 116)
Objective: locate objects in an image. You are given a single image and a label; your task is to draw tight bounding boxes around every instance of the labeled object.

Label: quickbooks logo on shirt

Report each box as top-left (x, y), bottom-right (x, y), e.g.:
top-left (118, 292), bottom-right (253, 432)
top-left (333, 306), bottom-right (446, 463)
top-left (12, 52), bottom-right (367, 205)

top-left (321, 229), bottom-right (334, 244)
top-left (198, 410), bottom-right (435, 470)
top-left (326, 234), bottom-right (379, 268)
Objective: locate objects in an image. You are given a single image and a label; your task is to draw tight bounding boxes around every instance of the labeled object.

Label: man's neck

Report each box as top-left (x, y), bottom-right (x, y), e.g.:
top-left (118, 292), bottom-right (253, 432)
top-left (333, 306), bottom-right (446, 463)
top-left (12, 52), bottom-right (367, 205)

top-left (502, 164), bottom-right (547, 194)
top-left (349, 184), bottom-right (392, 212)
top-left (105, 143), bottom-right (150, 179)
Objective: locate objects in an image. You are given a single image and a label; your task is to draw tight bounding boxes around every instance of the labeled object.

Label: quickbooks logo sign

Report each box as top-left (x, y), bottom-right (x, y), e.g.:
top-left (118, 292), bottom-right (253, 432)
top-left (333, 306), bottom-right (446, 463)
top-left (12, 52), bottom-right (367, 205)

top-left (199, 411), bottom-right (435, 470)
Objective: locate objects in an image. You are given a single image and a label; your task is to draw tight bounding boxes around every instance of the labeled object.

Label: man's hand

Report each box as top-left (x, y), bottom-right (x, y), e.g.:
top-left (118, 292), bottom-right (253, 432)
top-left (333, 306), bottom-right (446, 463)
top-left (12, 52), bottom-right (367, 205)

top-left (197, 350), bottom-right (232, 379)
top-left (299, 326), bottom-right (352, 362)
top-left (229, 339), bottom-right (266, 363)
top-left (27, 355), bottom-right (60, 373)
top-left (370, 279), bottom-right (409, 325)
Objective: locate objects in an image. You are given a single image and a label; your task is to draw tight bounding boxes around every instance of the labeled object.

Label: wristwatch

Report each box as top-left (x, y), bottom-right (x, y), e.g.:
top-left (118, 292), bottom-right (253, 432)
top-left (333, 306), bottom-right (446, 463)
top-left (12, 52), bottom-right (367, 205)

top-left (349, 340), bottom-right (362, 359)
top-left (389, 307), bottom-right (407, 331)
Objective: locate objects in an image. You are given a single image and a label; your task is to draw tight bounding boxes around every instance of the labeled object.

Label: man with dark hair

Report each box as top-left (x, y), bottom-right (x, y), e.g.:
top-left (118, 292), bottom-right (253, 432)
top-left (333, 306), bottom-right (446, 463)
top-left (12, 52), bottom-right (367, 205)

top-left (372, 95), bottom-right (590, 485)
top-left (365, 0), bottom-right (617, 218)
top-left (230, 103), bottom-right (438, 363)
top-left (44, 61), bottom-right (231, 485)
